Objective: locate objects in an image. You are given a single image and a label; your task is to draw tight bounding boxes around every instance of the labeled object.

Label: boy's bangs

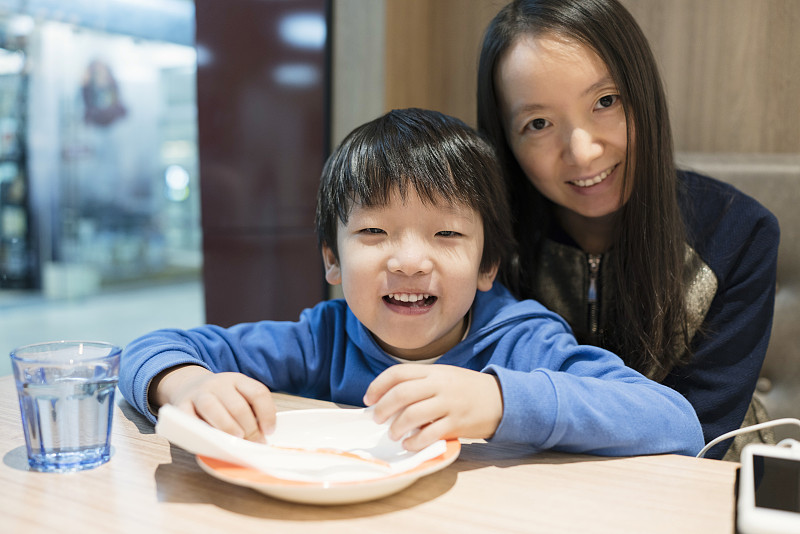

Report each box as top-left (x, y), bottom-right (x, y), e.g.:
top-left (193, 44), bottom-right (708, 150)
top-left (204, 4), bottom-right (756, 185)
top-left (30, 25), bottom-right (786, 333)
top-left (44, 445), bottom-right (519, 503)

top-left (338, 136), bottom-right (471, 217)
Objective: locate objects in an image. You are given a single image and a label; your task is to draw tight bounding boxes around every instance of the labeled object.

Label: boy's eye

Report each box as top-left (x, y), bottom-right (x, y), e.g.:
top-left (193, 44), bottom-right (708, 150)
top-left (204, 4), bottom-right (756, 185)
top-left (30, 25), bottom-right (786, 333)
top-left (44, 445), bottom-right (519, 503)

top-left (436, 230), bottom-right (462, 238)
top-left (360, 227), bottom-right (385, 235)
top-left (595, 94), bottom-right (619, 109)
top-left (527, 118), bottom-right (550, 131)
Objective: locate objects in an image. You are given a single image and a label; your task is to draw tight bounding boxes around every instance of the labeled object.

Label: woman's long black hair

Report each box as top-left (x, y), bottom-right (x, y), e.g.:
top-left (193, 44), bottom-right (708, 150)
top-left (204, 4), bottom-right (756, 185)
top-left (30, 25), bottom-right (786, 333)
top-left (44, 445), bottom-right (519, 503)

top-left (477, 0), bottom-right (690, 380)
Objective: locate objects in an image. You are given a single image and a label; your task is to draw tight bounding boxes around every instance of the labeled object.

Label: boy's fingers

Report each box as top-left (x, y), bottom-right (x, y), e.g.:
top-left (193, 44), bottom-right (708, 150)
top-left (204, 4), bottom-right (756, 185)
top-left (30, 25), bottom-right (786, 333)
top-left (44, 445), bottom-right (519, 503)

top-left (369, 379), bottom-right (435, 426)
top-left (228, 377), bottom-right (275, 442)
top-left (389, 396), bottom-right (445, 441)
top-left (401, 418), bottom-right (449, 452)
top-left (239, 382), bottom-right (277, 436)
top-left (174, 399), bottom-right (199, 418)
top-left (224, 397), bottom-right (262, 443)
top-left (364, 364), bottom-right (428, 406)
top-left (193, 393), bottom-right (248, 438)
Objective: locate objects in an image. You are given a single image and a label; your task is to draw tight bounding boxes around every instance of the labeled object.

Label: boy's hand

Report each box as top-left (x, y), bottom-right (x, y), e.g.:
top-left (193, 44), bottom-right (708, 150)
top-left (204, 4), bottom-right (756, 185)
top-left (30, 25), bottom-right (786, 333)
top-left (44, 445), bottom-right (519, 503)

top-left (363, 364), bottom-right (504, 451)
top-left (151, 365), bottom-right (276, 443)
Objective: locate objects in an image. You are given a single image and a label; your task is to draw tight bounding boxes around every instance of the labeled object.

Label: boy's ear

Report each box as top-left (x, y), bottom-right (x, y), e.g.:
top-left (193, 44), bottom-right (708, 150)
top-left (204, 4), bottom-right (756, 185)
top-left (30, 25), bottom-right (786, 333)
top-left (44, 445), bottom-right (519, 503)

top-left (321, 245), bottom-right (342, 285)
top-left (477, 262), bottom-right (499, 292)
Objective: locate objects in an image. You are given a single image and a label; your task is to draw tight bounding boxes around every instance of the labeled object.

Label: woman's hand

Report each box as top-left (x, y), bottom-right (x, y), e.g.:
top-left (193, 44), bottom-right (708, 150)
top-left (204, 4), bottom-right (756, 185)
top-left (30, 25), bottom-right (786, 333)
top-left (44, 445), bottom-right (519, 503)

top-left (363, 364), bottom-right (504, 451)
top-left (151, 365), bottom-right (276, 442)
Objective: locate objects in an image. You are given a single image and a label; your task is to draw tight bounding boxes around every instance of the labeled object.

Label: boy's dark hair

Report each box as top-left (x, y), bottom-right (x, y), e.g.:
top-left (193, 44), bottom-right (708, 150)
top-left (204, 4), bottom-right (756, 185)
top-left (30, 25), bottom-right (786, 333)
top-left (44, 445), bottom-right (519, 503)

top-left (316, 108), bottom-right (514, 274)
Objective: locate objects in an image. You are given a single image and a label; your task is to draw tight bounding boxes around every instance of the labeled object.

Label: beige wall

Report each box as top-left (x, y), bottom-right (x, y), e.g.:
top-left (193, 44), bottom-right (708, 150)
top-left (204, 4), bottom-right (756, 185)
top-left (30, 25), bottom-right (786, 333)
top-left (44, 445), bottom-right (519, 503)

top-left (383, 0), bottom-right (504, 124)
top-left (333, 0), bottom-right (799, 155)
top-left (330, 0), bottom-right (386, 146)
top-left (623, 0), bottom-right (800, 154)
top-left (332, 0), bottom-right (501, 141)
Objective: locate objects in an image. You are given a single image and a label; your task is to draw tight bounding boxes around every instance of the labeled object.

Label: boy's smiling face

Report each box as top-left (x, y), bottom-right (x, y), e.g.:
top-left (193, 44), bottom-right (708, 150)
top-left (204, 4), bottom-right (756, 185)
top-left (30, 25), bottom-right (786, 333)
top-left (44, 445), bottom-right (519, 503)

top-left (322, 189), bottom-right (498, 361)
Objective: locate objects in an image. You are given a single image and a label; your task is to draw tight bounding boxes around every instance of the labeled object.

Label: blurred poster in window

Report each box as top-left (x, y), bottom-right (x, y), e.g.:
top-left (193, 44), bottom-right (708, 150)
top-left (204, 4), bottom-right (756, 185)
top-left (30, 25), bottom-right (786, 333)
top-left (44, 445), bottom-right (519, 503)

top-left (0, 0), bottom-right (203, 298)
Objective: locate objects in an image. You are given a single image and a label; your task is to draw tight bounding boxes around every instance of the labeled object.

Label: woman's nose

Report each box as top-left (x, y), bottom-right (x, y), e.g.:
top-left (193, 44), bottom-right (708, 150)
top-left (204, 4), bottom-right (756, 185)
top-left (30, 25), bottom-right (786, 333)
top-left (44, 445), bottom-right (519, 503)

top-left (386, 242), bottom-right (434, 275)
top-left (564, 127), bottom-right (603, 167)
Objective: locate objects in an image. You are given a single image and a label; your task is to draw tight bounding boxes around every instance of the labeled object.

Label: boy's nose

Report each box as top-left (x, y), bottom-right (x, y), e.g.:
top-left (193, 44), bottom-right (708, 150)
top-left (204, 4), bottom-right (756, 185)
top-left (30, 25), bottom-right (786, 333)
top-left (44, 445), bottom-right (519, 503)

top-left (387, 245), bottom-right (434, 275)
top-left (564, 127), bottom-right (603, 167)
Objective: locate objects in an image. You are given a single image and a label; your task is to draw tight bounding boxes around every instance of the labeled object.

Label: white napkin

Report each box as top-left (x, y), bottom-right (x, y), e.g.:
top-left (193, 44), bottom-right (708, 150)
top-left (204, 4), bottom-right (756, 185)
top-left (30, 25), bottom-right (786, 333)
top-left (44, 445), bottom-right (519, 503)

top-left (156, 405), bottom-right (447, 482)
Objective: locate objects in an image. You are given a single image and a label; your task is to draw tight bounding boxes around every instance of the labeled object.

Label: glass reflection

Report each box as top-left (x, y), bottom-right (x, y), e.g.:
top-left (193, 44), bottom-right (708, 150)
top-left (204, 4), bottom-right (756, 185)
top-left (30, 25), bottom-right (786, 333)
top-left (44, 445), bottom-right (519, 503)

top-left (278, 13), bottom-right (326, 50)
top-left (0, 0), bottom-right (200, 298)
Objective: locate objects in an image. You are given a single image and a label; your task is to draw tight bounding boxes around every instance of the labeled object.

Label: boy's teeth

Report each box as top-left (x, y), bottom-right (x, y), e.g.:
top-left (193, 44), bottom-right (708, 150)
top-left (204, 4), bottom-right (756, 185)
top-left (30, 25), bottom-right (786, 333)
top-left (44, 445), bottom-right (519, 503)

top-left (389, 293), bottom-right (430, 302)
top-left (572, 167), bottom-right (612, 188)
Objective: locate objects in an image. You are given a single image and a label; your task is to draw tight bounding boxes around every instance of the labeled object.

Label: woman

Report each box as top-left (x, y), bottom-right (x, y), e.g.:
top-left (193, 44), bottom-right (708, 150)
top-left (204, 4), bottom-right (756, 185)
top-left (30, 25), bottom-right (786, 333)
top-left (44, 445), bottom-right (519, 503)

top-left (477, 0), bottom-right (779, 460)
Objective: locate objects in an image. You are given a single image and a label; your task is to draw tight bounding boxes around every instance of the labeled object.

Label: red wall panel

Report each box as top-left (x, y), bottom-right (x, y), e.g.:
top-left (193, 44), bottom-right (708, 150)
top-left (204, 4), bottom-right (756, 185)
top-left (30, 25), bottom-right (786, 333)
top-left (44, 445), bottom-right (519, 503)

top-left (196, 0), bottom-right (329, 325)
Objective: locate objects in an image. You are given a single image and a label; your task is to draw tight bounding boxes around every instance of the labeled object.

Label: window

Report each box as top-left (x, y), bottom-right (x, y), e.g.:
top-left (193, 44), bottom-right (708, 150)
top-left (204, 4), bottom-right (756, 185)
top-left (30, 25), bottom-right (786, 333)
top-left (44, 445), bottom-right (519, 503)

top-left (0, 0), bottom-right (202, 375)
top-left (0, 1), bottom-right (200, 295)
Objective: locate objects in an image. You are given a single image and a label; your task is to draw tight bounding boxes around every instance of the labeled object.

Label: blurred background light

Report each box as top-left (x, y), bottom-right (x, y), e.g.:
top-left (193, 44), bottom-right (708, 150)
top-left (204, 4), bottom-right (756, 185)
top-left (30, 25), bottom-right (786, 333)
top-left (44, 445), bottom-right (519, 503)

top-left (165, 164), bottom-right (190, 201)
top-left (278, 13), bottom-right (325, 50)
top-left (272, 63), bottom-right (319, 88)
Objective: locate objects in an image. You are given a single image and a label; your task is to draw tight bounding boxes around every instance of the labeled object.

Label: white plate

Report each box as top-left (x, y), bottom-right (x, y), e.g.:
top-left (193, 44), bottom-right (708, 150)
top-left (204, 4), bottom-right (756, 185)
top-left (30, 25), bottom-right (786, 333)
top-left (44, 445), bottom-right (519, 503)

top-left (197, 440), bottom-right (460, 505)
top-left (195, 408), bottom-right (461, 505)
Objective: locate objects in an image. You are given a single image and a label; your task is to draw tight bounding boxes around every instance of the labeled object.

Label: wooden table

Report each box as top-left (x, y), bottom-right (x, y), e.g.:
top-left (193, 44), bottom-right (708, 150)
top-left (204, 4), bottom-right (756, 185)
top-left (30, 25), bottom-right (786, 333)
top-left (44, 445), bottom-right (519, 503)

top-left (0, 375), bottom-right (738, 533)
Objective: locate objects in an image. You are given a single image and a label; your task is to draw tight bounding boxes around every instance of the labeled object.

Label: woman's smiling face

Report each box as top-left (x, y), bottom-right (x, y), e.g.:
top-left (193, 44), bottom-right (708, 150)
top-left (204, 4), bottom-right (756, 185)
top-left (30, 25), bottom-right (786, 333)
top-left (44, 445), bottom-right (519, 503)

top-left (496, 35), bottom-right (632, 228)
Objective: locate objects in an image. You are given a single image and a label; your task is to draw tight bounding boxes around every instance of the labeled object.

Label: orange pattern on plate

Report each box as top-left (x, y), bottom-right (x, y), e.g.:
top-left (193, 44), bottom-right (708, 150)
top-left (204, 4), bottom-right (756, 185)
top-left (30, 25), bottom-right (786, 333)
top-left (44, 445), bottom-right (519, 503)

top-left (197, 439), bottom-right (461, 487)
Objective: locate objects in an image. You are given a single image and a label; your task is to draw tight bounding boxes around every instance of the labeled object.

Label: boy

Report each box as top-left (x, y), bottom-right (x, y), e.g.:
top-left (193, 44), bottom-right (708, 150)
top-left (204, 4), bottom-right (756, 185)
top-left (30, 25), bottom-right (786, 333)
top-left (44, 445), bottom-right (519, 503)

top-left (119, 108), bottom-right (703, 456)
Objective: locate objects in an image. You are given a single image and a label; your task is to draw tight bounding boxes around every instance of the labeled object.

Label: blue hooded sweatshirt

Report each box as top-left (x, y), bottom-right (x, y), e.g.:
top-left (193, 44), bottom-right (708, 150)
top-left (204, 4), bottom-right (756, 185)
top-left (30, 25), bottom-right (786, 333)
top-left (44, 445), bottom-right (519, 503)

top-left (119, 283), bottom-right (703, 456)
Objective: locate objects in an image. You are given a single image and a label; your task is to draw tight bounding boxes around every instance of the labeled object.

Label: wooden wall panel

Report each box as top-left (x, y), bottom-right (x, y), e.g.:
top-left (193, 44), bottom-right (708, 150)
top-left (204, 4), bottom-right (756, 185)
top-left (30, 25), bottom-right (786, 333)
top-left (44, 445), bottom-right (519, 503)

top-left (331, 0), bottom-right (386, 144)
top-left (383, 0), bottom-right (502, 125)
top-left (621, 0), bottom-right (799, 154)
top-left (370, 0), bottom-right (799, 154)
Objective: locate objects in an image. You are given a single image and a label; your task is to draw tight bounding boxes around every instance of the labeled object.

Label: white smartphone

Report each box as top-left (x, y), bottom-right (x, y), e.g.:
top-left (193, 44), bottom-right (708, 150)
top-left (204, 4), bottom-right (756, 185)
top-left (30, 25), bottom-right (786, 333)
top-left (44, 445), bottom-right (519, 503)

top-left (738, 443), bottom-right (800, 534)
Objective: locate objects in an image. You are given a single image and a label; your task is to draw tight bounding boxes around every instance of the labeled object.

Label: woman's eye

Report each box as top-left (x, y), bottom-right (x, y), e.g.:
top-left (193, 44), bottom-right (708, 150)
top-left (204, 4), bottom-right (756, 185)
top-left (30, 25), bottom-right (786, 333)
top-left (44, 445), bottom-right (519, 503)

top-left (527, 118), bottom-right (550, 131)
top-left (595, 94), bottom-right (619, 109)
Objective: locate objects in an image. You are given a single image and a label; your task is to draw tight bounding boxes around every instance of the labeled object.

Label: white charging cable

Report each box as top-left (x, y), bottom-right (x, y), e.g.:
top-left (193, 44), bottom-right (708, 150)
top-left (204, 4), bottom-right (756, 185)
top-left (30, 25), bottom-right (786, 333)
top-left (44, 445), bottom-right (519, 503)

top-left (696, 418), bottom-right (800, 459)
